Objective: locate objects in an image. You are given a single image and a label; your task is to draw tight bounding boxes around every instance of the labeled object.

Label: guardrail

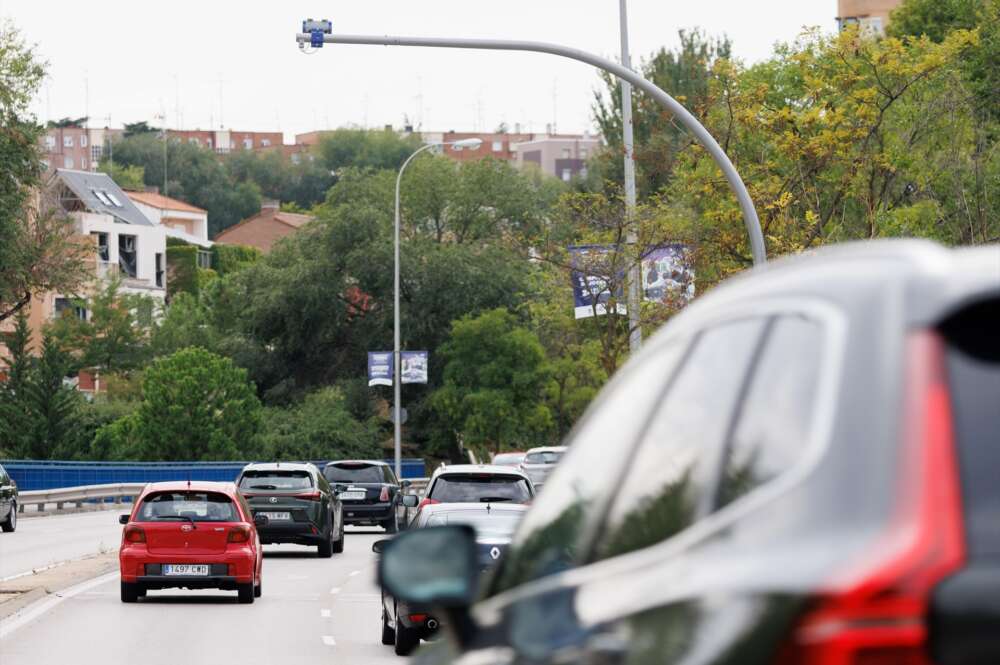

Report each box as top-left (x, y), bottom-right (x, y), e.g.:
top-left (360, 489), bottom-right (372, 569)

top-left (18, 483), bottom-right (148, 513)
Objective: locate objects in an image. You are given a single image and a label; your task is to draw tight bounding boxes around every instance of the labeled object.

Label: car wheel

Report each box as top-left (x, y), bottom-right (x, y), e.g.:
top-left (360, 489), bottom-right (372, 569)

top-left (381, 608), bottom-right (395, 645)
top-left (332, 520), bottom-right (344, 554)
top-left (318, 525), bottom-right (334, 558)
top-left (394, 607), bottom-right (420, 656)
top-left (0, 503), bottom-right (15, 533)
top-left (120, 581), bottom-right (139, 603)
top-left (237, 582), bottom-right (255, 604)
top-left (137, 586), bottom-right (147, 598)
top-left (254, 578), bottom-right (262, 598)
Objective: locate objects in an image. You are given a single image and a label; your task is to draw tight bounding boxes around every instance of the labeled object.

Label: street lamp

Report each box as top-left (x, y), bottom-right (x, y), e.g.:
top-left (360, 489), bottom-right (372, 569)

top-left (392, 137), bottom-right (483, 480)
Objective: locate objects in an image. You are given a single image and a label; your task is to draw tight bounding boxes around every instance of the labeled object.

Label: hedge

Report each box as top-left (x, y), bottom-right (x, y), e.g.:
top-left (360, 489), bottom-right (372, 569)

top-left (212, 244), bottom-right (261, 276)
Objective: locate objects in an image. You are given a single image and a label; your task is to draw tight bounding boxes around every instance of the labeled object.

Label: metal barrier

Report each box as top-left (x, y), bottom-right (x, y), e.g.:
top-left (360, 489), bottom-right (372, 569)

top-left (18, 483), bottom-right (147, 513)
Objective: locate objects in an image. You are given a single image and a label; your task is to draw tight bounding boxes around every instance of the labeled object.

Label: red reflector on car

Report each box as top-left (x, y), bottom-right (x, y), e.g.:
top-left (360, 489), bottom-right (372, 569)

top-left (379, 486), bottom-right (390, 502)
top-left (292, 491), bottom-right (322, 501)
top-left (124, 525), bottom-right (146, 543)
top-left (408, 614), bottom-right (428, 624)
top-left (227, 525), bottom-right (251, 543)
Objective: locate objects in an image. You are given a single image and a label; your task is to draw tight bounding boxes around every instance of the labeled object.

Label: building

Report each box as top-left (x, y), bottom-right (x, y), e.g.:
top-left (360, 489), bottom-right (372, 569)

top-left (515, 134), bottom-right (602, 182)
top-left (167, 129), bottom-right (283, 154)
top-left (213, 201), bottom-right (313, 253)
top-left (837, 0), bottom-right (903, 34)
top-left (40, 126), bottom-right (124, 173)
top-left (433, 131), bottom-right (536, 164)
top-left (126, 190), bottom-right (212, 248)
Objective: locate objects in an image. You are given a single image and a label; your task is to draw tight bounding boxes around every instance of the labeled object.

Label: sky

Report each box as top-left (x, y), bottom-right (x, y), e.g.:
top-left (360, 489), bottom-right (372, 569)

top-left (1, 1), bottom-right (834, 142)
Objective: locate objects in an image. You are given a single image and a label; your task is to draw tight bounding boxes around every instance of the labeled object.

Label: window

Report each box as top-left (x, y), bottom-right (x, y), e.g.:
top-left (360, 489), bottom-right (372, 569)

top-left (136, 492), bottom-right (239, 522)
top-left (261, 139), bottom-right (271, 147)
top-left (91, 189), bottom-right (113, 206)
top-left (118, 235), bottom-right (138, 278)
top-left (196, 250), bottom-right (212, 269)
top-left (561, 148), bottom-right (572, 158)
top-left (206, 138), bottom-right (213, 148)
top-left (64, 156), bottom-right (74, 169)
top-left (92, 232), bottom-right (110, 261)
top-left (492, 140), bottom-right (503, 152)
top-left (243, 138), bottom-right (253, 149)
top-left (80, 135), bottom-right (88, 148)
top-left (104, 191), bottom-right (123, 207)
top-left (580, 148), bottom-right (588, 159)
top-left (189, 137), bottom-right (200, 145)
top-left (561, 169), bottom-right (572, 182)
top-left (45, 135), bottom-right (56, 148)
top-left (489, 342), bottom-right (687, 595)
top-left (715, 317), bottom-right (823, 509)
top-left (155, 253), bottom-right (164, 287)
top-left (592, 318), bottom-right (767, 562)
top-left (54, 297), bottom-right (87, 321)
top-left (238, 470), bottom-right (313, 491)
top-left (428, 474), bottom-right (532, 503)
top-left (63, 136), bottom-right (74, 148)
top-left (325, 463), bottom-right (384, 484)
top-left (91, 145), bottom-right (103, 161)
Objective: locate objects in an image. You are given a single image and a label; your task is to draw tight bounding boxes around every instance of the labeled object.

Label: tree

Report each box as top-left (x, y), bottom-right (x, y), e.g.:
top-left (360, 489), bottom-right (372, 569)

top-left (256, 387), bottom-right (381, 460)
top-left (102, 347), bottom-right (262, 461)
top-left (98, 161), bottom-right (145, 191)
top-left (150, 291), bottom-right (218, 357)
top-left (431, 309), bottom-right (554, 456)
top-left (46, 116), bottom-right (87, 128)
top-left (316, 128), bottom-right (423, 173)
top-left (0, 313), bottom-right (35, 455)
top-left (123, 121), bottom-right (156, 137)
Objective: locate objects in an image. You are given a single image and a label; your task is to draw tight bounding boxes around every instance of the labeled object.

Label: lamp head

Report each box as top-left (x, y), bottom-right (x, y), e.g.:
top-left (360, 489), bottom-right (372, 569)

top-left (451, 138), bottom-right (483, 150)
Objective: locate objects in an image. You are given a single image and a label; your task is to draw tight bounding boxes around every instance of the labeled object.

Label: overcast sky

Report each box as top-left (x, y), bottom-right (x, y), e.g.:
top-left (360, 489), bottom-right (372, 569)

top-left (2, 1), bottom-right (834, 142)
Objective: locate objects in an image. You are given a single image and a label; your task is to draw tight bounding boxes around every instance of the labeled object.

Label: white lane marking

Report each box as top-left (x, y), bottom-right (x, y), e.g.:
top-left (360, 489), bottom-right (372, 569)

top-left (320, 609), bottom-right (331, 618)
top-left (349, 570), bottom-right (360, 577)
top-left (0, 571), bottom-right (118, 639)
top-left (329, 587), bottom-right (341, 595)
top-left (321, 635), bottom-right (337, 646)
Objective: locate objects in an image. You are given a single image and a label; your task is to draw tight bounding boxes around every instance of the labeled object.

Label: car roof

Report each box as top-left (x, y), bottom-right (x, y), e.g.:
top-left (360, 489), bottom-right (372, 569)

top-left (431, 464), bottom-right (530, 479)
top-left (240, 462), bottom-right (318, 474)
top-left (324, 460), bottom-right (389, 467)
top-left (140, 481), bottom-right (238, 495)
top-left (525, 446), bottom-right (567, 454)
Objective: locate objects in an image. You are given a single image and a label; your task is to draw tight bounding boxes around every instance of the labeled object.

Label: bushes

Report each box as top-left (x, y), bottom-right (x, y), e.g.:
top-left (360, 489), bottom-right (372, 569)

top-left (211, 244), bottom-right (261, 276)
top-left (166, 244), bottom-right (199, 297)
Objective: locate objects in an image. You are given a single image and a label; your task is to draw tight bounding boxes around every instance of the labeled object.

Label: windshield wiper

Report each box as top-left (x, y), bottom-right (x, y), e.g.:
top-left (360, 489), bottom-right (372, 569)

top-left (249, 484), bottom-right (278, 490)
top-left (478, 496), bottom-right (513, 503)
top-left (155, 515), bottom-right (197, 529)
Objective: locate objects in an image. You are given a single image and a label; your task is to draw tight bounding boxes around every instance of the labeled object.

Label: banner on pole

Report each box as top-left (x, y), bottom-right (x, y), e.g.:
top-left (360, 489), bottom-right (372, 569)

top-left (401, 351), bottom-right (429, 384)
top-left (640, 244), bottom-right (695, 305)
top-left (367, 352), bottom-right (393, 387)
top-left (569, 245), bottom-right (627, 320)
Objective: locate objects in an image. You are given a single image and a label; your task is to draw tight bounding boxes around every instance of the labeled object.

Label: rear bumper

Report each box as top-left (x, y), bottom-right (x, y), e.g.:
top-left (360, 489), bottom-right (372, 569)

top-left (257, 521), bottom-right (325, 545)
top-left (120, 547), bottom-right (256, 584)
top-left (341, 502), bottom-right (393, 524)
top-left (138, 575), bottom-right (240, 590)
top-left (398, 600), bottom-right (441, 638)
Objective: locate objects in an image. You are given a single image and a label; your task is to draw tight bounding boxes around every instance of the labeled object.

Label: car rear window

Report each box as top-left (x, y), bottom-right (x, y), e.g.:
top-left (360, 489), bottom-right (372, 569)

top-left (941, 299), bottom-right (1000, 558)
top-left (429, 474), bottom-right (532, 503)
top-left (524, 451), bottom-right (563, 464)
top-left (492, 454), bottom-right (524, 466)
top-left (324, 463), bottom-right (384, 484)
top-left (238, 470), bottom-right (313, 491)
top-left (137, 491), bottom-right (239, 522)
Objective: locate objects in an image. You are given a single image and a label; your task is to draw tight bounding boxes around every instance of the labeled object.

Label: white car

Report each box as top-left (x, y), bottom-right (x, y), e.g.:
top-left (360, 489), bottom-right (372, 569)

top-left (519, 446), bottom-right (567, 489)
top-left (419, 464), bottom-right (534, 510)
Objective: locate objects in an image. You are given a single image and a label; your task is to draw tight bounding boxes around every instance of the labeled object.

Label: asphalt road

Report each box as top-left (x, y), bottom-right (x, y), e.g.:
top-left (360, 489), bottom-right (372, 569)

top-left (0, 528), bottom-right (403, 665)
top-left (0, 510), bottom-right (124, 580)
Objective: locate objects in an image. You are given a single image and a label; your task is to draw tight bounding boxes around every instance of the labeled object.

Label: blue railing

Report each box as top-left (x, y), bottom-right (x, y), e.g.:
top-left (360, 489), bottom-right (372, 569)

top-left (1, 459), bottom-right (427, 491)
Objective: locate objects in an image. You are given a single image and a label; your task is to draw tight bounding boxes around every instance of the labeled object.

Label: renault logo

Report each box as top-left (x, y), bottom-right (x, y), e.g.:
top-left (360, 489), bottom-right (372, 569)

top-left (269, 497), bottom-right (278, 504)
top-left (489, 547), bottom-right (501, 560)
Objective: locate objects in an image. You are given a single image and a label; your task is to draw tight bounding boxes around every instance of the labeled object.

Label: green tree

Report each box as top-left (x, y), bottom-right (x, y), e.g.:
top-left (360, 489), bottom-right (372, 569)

top-left (103, 347), bottom-right (262, 461)
top-left (0, 313), bottom-right (35, 455)
top-left (24, 333), bottom-right (81, 459)
top-left (122, 121), bottom-right (156, 137)
top-left (150, 292), bottom-right (219, 357)
top-left (316, 128), bottom-right (423, 173)
top-left (256, 387), bottom-right (381, 460)
top-left (98, 161), bottom-right (145, 191)
top-left (431, 309), bottom-right (554, 456)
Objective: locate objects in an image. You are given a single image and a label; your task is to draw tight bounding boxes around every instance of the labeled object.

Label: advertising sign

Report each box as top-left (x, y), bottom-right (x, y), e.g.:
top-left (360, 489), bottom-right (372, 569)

top-left (568, 245), bottom-right (627, 320)
top-left (640, 244), bottom-right (695, 305)
top-left (367, 352), bottom-right (393, 387)
top-left (400, 351), bottom-right (429, 385)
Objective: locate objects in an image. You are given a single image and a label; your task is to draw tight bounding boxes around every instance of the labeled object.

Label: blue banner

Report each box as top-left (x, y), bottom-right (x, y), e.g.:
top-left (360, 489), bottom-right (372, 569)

top-left (569, 245), bottom-right (627, 319)
top-left (368, 352), bottom-right (393, 387)
top-left (401, 351), bottom-right (429, 384)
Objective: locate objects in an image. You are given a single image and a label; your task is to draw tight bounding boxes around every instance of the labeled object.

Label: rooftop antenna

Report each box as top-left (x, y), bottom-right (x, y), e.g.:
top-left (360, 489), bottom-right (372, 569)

top-left (218, 75), bottom-right (225, 128)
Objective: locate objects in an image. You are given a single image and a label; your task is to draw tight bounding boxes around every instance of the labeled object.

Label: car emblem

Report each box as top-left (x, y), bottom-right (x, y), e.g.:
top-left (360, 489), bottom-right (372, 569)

top-left (269, 497), bottom-right (278, 504)
top-left (181, 524), bottom-right (193, 533)
top-left (489, 547), bottom-right (501, 560)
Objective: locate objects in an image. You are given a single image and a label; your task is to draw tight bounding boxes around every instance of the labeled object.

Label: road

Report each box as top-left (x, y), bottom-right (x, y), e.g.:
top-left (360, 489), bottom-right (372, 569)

top-left (0, 527), bottom-right (401, 665)
top-left (0, 510), bottom-right (124, 580)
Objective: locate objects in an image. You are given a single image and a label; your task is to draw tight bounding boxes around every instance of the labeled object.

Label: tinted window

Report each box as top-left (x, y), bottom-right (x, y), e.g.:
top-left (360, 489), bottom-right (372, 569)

top-left (492, 453), bottom-right (525, 466)
top-left (942, 300), bottom-right (1000, 557)
top-left (382, 466), bottom-right (398, 484)
top-left (716, 316), bottom-right (823, 509)
top-left (490, 342), bottom-right (686, 595)
top-left (524, 451), bottom-right (563, 464)
top-left (428, 475), bottom-right (532, 503)
top-left (593, 319), bottom-right (766, 561)
top-left (137, 491), bottom-right (239, 522)
top-left (239, 470), bottom-right (313, 490)
top-left (325, 464), bottom-right (384, 484)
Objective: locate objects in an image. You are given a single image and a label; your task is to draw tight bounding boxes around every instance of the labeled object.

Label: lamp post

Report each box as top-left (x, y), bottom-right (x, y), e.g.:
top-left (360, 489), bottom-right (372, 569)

top-left (393, 137), bottom-right (483, 480)
top-left (295, 28), bottom-right (767, 267)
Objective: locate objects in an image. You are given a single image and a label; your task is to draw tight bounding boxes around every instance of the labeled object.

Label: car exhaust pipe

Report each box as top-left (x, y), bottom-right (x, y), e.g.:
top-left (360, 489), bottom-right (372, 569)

top-left (426, 618), bottom-right (439, 630)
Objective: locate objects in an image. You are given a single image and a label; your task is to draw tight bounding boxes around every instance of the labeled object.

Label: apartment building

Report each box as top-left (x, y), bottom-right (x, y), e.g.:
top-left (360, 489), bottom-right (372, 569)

top-left (837, 0), bottom-right (903, 34)
top-left (515, 134), bottom-right (602, 182)
top-left (167, 129), bottom-right (283, 154)
top-left (40, 126), bottom-right (124, 173)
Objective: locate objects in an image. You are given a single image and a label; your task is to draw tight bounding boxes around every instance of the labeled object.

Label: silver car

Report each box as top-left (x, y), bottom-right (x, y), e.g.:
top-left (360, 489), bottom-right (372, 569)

top-left (519, 446), bottom-right (567, 489)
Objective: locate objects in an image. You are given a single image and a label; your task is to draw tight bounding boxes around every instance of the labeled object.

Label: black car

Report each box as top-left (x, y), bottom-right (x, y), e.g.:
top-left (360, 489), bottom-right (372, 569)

top-left (323, 460), bottom-right (409, 532)
top-left (377, 240), bottom-right (1000, 665)
top-left (0, 463), bottom-right (17, 533)
top-left (236, 462), bottom-right (344, 557)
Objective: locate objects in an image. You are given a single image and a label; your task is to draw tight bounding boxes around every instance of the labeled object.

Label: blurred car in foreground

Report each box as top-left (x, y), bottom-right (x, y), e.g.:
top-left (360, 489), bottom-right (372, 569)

top-left (0, 463), bottom-right (17, 533)
top-left (119, 481), bottom-right (265, 603)
top-left (517, 446), bottom-right (566, 489)
top-left (375, 502), bottom-right (527, 656)
top-left (376, 241), bottom-right (1000, 665)
top-left (236, 462), bottom-right (344, 556)
top-left (418, 465), bottom-right (533, 513)
top-left (323, 460), bottom-right (410, 532)
top-left (490, 452), bottom-right (526, 468)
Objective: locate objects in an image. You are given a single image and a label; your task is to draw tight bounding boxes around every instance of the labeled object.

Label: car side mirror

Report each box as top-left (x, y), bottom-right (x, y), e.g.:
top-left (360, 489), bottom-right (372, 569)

top-left (119, 514), bottom-right (130, 525)
top-left (379, 525), bottom-right (480, 646)
top-left (401, 479), bottom-right (412, 488)
top-left (372, 539), bottom-right (391, 555)
top-left (401, 494), bottom-right (419, 508)
top-left (254, 513), bottom-right (269, 527)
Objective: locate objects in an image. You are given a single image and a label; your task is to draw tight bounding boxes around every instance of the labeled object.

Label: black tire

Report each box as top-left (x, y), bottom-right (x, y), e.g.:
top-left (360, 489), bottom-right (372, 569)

top-left (137, 586), bottom-right (147, 598)
top-left (254, 578), bottom-right (262, 598)
top-left (394, 607), bottom-right (420, 656)
top-left (237, 582), bottom-right (255, 604)
top-left (318, 524), bottom-right (334, 558)
top-left (120, 581), bottom-right (138, 603)
top-left (0, 503), bottom-right (16, 533)
top-left (381, 608), bottom-right (395, 645)
top-left (332, 522), bottom-right (344, 554)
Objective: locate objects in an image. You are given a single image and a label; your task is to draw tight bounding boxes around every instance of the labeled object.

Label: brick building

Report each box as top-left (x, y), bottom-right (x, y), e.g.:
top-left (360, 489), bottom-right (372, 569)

top-left (837, 0), bottom-right (903, 34)
top-left (213, 202), bottom-right (313, 253)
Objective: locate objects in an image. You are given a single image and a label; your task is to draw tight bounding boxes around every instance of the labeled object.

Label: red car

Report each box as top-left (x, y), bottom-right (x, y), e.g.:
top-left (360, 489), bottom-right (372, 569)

top-left (119, 481), bottom-right (265, 604)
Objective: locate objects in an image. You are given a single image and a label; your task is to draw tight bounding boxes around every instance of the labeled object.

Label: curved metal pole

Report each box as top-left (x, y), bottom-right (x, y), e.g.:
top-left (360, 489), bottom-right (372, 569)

top-left (297, 32), bottom-right (767, 265)
top-left (393, 142), bottom-right (438, 481)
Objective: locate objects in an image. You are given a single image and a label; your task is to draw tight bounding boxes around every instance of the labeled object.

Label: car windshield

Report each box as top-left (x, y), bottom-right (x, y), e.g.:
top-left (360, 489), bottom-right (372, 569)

top-left (524, 451), bottom-right (563, 464)
top-left (238, 470), bottom-right (313, 490)
top-left (136, 491), bottom-right (239, 522)
top-left (492, 454), bottom-right (525, 466)
top-left (425, 511), bottom-right (523, 538)
top-left (428, 475), bottom-right (532, 503)
top-left (325, 464), bottom-right (384, 484)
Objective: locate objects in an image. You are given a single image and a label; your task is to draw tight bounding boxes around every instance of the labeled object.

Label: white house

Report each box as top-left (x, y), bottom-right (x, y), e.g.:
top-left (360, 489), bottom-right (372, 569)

top-left (127, 190), bottom-right (212, 249)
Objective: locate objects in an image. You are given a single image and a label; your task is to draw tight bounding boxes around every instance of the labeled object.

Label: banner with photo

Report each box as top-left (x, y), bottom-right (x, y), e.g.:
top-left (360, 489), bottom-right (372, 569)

top-left (640, 244), bottom-right (695, 305)
top-left (401, 351), bottom-right (429, 384)
top-left (367, 352), bottom-right (393, 387)
top-left (568, 245), bottom-right (627, 320)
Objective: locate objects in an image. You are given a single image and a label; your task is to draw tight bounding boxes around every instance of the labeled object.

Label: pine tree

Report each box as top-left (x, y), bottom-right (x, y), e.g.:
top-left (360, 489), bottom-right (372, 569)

top-left (23, 333), bottom-right (80, 459)
top-left (0, 313), bottom-right (35, 456)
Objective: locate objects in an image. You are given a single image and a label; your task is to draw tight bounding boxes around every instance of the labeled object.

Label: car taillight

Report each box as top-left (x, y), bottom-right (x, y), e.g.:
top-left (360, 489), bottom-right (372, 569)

top-left (379, 487), bottom-right (391, 502)
top-left (774, 330), bottom-right (965, 665)
top-left (228, 525), bottom-right (252, 543)
top-left (292, 491), bottom-right (322, 500)
top-left (417, 498), bottom-right (440, 510)
top-left (408, 614), bottom-right (428, 624)
top-left (124, 525), bottom-right (146, 543)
